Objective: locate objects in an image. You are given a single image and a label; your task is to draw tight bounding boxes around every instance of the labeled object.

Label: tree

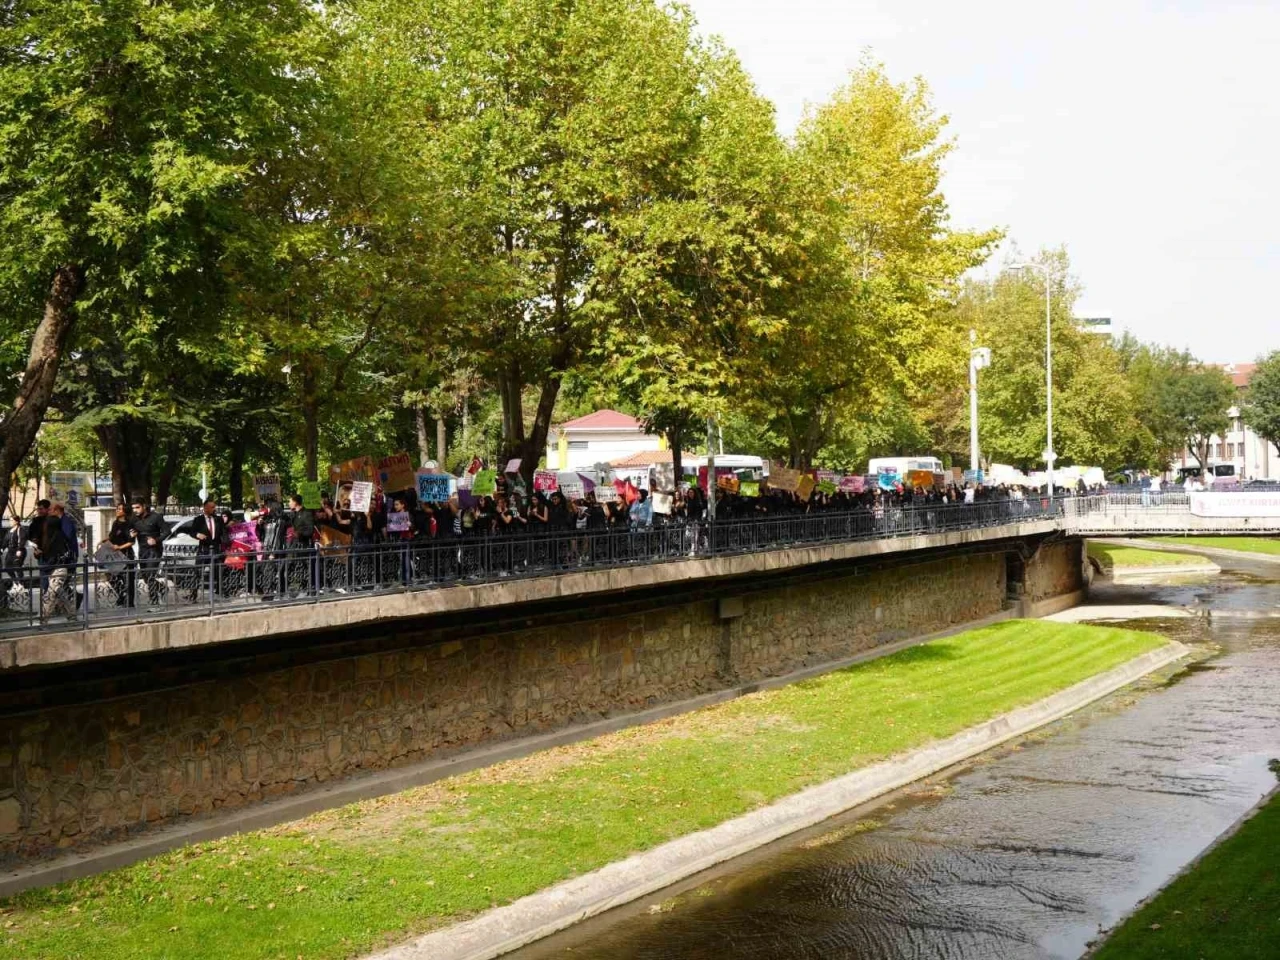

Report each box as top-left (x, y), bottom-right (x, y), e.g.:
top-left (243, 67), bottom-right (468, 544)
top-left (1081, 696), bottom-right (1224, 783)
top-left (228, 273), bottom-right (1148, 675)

top-left (1244, 351), bottom-right (1280, 455)
top-left (1158, 360), bottom-right (1236, 468)
top-left (0, 0), bottom-right (325, 511)
top-left (753, 62), bottom-right (998, 468)
top-left (952, 251), bottom-right (1139, 472)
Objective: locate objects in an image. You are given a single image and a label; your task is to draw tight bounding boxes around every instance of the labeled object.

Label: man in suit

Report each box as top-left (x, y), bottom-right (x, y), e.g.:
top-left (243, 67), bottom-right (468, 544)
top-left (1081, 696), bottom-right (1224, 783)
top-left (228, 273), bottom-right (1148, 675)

top-left (189, 498), bottom-right (227, 602)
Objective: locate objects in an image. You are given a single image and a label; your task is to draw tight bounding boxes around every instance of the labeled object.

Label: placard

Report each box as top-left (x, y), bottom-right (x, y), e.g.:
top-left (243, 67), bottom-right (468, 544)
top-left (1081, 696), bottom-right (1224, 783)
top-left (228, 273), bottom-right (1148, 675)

top-left (651, 463), bottom-right (676, 492)
top-left (878, 472), bottom-right (899, 491)
top-left (387, 510), bottom-right (411, 533)
top-left (796, 475), bottom-right (816, 501)
top-left (534, 470), bottom-right (558, 492)
top-left (472, 469), bottom-right (498, 497)
top-left (838, 475), bottom-right (865, 494)
top-left (348, 481), bottom-right (373, 513)
top-left (816, 480), bottom-right (837, 496)
top-left (377, 452), bottom-right (415, 492)
top-left (504, 458), bottom-right (523, 475)
top-left (557, 475), bottom-right (585, 500)
top-left (298, 481), bottom-right (324, 510)
top-left (651, 492), bottom-right (673, 515)
top-left (327, 457), bottom-right (372, 485)
top-left (907, 469), bottom-right (935, 488)
top-left (253, 474), bottom-right (281, 502)
top-left (416, 472), bottom-right (451, 503)
top-left (227, 521), bottom-right (260, 550)
top-left (963, 469), bottom-right (984, 484)
top-left (739, 480), bottom-right (760, 498)
top-left (716, 474), bottom-right (740, 494)
top-left (768, 463), bottom-right (801, 493)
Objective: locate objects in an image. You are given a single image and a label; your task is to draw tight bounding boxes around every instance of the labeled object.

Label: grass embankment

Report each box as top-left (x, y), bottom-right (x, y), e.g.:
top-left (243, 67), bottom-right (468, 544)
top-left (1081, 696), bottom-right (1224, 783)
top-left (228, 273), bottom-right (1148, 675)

top-left (1, 621), bottom-right (1166, 960)
top-left (1094, 787), bottom-right (1280, 959)
top-left (1153, 536), bottom-right (1280, 557)
top-left (1088, 541), bottom-right (1210, 571)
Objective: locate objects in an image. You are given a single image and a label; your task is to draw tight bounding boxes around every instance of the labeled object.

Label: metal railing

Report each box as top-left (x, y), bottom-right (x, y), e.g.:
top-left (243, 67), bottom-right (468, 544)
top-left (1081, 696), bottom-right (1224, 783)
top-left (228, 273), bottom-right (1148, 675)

top-left (0, 497), bottom-right (1060, 636)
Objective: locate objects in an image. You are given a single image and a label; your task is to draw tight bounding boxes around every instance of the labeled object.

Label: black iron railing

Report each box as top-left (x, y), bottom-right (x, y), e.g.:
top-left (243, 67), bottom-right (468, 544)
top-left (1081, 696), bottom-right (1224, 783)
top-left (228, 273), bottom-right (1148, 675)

top-left (0, 497), bottom-right (1061, 636)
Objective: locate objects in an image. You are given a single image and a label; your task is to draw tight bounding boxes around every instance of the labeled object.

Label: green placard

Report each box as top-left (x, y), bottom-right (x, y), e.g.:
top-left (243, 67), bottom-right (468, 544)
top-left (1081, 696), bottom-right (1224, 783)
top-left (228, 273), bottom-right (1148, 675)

top-left (739, 480), bottom-right (760, 498)
top-left (817, 480), bottom-right (837, 496)
top-left (299, 480), bottom-right (324, 510)
top-left (472, 469), bottom-right (498, 497)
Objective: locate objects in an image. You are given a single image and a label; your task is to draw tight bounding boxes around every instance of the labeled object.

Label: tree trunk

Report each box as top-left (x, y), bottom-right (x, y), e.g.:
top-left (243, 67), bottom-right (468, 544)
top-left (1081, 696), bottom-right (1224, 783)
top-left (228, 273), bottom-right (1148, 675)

top-left (667, 425), bottom-right (684, 492)
top-left (155, 438), bottom-right (182, 507)
top-left (414, 405), bottom-right (431, 464)
top-left (436, 415), bottom-right (447, 467)
top-left (302, 368), bottom-right (319, 482)
top-left (100, 419), bottom-right (156, 504)
top-left (228, 437), bottom-right (246, 510)
top-left (515, 375), bottom-right (561, 487)
top-left (0, 264), bottom-right (83, 520)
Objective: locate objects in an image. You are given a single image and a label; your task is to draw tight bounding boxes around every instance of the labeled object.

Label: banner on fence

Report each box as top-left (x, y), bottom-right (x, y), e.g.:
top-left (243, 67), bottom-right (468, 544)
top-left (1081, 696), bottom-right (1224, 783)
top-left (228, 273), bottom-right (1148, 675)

top-left (533, 470), bottom-right (558, 492)
top-left (1190, 492), bottom-right (1280, 518)
top-left (377, 452), bottom-right (416, 492)
top-left (348, 481), bottom-right (373, 513)
top-left (298, 481), bottom-right (324, 510)
top-left (416, 471), bottom-right (451, 503)
top-left (252, 474), bottom-right (281, 502)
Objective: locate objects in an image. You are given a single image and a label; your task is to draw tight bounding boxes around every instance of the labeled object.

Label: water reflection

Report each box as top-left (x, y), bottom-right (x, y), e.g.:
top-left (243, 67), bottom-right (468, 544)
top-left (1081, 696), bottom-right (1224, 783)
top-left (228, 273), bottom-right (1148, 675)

top-left (512, 563), bottom-right (1280, 960)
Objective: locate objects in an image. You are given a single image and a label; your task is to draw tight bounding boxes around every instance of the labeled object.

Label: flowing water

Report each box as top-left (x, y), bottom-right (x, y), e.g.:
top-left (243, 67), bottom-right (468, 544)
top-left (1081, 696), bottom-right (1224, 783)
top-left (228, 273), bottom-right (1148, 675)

top-left (511, 556), bottom-right (1280, 960)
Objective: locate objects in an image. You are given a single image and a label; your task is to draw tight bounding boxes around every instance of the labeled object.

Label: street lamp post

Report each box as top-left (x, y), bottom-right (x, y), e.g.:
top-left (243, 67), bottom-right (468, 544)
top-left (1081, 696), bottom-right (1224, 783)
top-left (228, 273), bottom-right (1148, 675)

top-left (968, 329), bottom-right (991, 472)
top-left (1010, 263), bottom-right (1056, 496)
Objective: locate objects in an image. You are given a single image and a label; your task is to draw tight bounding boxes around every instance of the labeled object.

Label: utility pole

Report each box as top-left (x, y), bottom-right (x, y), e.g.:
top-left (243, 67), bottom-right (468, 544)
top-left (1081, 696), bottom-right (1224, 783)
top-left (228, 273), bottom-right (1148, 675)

top-left (705, 417), bottom-right (716, 525)
top-left (968, 329), bottom-right (991, 472)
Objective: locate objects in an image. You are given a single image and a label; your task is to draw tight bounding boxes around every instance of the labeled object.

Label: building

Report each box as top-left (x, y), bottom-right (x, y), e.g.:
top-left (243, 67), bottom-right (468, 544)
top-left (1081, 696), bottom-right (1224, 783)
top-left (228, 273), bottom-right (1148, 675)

top-left (1176, 363), bottom-right (1279, 481)
top-left (545, 409), bottom-right (661, 472)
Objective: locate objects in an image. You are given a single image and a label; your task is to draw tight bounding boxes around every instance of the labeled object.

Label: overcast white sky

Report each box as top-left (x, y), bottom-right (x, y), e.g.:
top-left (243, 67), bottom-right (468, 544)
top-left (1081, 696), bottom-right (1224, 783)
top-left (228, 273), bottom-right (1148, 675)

top-left (685, 0), bottom-right (1278, 362)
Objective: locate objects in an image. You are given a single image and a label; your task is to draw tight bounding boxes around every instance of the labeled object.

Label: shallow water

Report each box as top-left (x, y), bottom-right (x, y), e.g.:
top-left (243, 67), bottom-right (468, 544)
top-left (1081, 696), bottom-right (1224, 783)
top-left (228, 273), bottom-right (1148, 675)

top-left (511, 560), bottom-right (1280, 960)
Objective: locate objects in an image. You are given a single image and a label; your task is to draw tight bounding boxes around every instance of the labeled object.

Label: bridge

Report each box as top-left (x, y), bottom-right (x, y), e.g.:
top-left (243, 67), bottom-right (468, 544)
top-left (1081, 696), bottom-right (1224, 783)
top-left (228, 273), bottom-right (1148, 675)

top-left (1061, 491), bottom-right (1280, 536)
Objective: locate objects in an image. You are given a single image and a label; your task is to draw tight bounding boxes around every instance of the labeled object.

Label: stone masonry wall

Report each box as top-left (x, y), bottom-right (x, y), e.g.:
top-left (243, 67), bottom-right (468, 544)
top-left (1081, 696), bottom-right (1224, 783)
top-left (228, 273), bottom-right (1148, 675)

top-left (1023, 539), bottom-right (1085, 602)
top-left (0, 552), bottom-right (1009, 862)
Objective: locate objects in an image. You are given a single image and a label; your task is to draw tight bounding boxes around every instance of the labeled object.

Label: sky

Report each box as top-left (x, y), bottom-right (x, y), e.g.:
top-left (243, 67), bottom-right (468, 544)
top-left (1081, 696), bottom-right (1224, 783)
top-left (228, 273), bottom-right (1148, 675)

top-left (684, 0), bottom-right (1279, 363)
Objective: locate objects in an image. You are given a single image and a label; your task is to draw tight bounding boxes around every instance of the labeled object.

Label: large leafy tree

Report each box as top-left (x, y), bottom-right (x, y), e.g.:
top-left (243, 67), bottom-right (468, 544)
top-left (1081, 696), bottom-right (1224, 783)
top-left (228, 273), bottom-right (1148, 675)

top-left (755, 63), bottom-right (998, 468)
top-left (0, 0), bottom-right (325, 510)
top-left (1157, 359), bottom-right (1236, 468)
top-left (1244, 351), bottom-right (1280, 455)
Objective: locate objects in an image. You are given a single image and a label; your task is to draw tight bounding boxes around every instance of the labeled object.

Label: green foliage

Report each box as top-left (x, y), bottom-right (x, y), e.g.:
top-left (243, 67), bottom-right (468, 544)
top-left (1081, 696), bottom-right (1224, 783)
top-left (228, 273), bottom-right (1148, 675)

top-left (1154, 360), bottom-right (1235, 467)
top-left (3, 620), bottom-right (1164, 959)
top-left (1243, 351), bottom-right (1280, 452)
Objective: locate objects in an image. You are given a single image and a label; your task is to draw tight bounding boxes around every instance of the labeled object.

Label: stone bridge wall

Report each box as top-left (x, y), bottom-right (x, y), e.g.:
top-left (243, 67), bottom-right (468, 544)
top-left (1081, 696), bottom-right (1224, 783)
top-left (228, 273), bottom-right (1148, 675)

top-left (0, 542), bottom-right (1077, 864)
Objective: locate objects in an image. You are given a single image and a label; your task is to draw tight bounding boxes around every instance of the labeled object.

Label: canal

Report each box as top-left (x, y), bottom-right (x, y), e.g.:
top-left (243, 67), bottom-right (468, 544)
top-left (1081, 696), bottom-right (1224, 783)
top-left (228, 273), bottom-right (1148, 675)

top-left (510, 554), bottom-right (1280, 960)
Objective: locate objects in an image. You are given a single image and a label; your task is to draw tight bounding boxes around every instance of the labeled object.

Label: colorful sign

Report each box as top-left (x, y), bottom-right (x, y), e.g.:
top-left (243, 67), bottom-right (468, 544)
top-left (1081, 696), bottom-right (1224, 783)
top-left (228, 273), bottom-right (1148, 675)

top-left (348, 481), bottom-right (373, 513)
top-left (298, 481), bottom-right (324, 510)
top-left (377, 452), bottom-right (415, 493)
top-left (878, 472), bottom-right (899, 491)
top-left (327, 457), bottom-right (372, 485)
top-left (48, 471), bottom-right (95, 508)
top-left (471, 469), bottom-right (498, 497)
top-left (557, 474), bottom-right (585, 500)
top-left (838, 475), bottom-right (865, 494)
top-left (716, 474), bottom-right (740, 494)
top-left (386, 510), bottom-right (411, 533)
top-left (504, 458), bottom-right (523, 475)
top-left (740, 480), bottom-right (760, 498)
top-left (907, 469), bottom-right (936, 488)
top-left (416, 471), bottom-right (451, 503)
top-left (252, 474), bottom-right (281, 502)
top-left (796, 475), bottom-right (816, 501)
top-left (533, 470), bottom-right (558, 492)
top-left (963, 469), bottom-right (984, 485)
top-left (816, 480), bottom-right (838, 496)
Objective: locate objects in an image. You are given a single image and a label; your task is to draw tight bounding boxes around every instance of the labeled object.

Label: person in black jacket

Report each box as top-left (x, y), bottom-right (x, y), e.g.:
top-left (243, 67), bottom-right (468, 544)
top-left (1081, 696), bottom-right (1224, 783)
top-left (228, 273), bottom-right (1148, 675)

top-left (288, 494), bottom-right (316, 595)
top-left (98, 502), bottom-right (136, 607)
top-left (130, 498), bottom-right (171, 606)
top-left (188, 499), bottom-right (227, 602)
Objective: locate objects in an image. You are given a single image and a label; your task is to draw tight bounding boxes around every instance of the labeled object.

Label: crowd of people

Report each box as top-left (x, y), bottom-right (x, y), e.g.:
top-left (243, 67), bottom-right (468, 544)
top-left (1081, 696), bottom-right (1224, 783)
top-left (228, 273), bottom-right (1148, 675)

top-left (1, 473), bottom-right (1065, 621)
